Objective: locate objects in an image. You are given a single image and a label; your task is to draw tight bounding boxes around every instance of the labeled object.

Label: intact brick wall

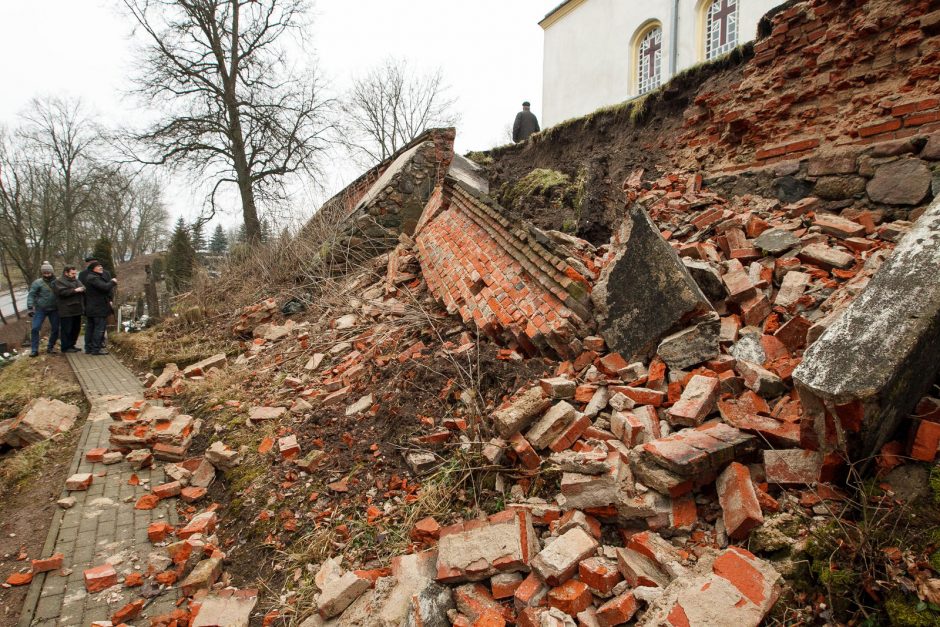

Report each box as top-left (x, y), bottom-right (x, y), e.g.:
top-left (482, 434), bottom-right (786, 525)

top-left (415, 179), bottom-right (595, 359)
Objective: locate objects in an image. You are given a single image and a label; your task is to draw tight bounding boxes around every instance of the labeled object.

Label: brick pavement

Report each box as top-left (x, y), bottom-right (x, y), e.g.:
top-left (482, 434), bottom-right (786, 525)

top-left (18, 352), bottom-right (179, 627)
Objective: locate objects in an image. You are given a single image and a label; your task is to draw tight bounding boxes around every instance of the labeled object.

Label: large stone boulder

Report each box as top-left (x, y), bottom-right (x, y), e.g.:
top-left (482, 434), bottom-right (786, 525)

top-left (793, 194), bottom-right (940, 459)
top-left (592, 206), bottom-right (715, 361)
top-left (866, 158), bottom-right (932, 205)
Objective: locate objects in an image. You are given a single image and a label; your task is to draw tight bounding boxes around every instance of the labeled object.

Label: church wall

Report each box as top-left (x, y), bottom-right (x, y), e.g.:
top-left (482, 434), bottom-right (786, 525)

top-left (542, 0), bottom-right (786, 126)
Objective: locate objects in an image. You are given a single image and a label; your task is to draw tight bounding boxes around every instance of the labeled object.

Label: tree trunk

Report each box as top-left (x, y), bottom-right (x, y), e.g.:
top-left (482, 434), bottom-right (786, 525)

top-left (225, 0), bottom-right (261, 245)
top-left (0, 250), bottom-right (20, 320)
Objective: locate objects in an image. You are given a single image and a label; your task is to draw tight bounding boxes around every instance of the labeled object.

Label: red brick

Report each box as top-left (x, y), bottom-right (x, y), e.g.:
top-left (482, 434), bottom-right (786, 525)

top-left (30, 553), bottom-right (64, 574)
top-left (547, 579), bottom-right (593, 616)
top-left (711, 546), bottom-right (771, 607)
top-left (596, 592), bottom-right (639, 627)
top-left (181, 486), bottom-right (207, 503)
top-left (135, 494), bottom-right (161, 510)
top-left (84, 563), bottom-right (118, 592)
top-left (597, 353), bottom-right (629, 376)
top-left (717, 462), bottom-right (764, 540)
top-left (124, 572), bottom-right (144, 587)
top-left (490, 572), bottom-right (524, 600)
top-left (85, 447), bottom-right (107, 463)
top-left (514, 572), bottom-right (549, 610)
top-left (472, 608), bottom-right (506, 627)
top-left (152, 481), bottom-right (182, 499)
top-left (911, 420), bottom-right (940, 462)
top-left (5, 572), bottom-right (32, 586)
top-left (858, 119), bottom-right (901, 137)
top-left (548, 413), bottom-right (591, 452)
top-left (510, 433), bottom-right (541, 470)
top-left (619, 387), bottom-right (665, 406)
top-left (667, 375), bottom-right (719, 426)
top-left (578, 557), bottom-right (621, 594)
top-left (112, 599), bottom-right (145, 625)
top-left (410, 516), bottom-right (441, 542)
top-left (148, 521), bottom-right (174, 543)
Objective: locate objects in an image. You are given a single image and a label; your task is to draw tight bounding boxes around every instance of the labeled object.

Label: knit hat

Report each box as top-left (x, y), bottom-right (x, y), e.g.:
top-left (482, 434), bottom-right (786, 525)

top-left (41, 261), bottom-right (54, 274)
top-left (84, 255), bottom-right (97, 263)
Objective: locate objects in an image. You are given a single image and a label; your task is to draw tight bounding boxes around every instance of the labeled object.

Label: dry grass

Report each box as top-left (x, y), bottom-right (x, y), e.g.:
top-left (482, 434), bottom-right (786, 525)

top-left (0, 358), bottom-right (82, 420)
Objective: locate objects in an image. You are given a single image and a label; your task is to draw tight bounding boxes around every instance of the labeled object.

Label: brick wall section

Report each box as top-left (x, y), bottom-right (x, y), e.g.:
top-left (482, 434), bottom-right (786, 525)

top-left (416, 179), bottom-right (594, 359)
top-left (682, 0), bottom-right (940, 172)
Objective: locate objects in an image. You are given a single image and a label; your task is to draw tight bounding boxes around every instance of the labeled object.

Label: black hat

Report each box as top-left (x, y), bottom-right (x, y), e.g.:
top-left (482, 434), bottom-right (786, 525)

top-left (522, 101), bottom-right (531, 107)
top-left (84, 255), bottom-right (97, 263)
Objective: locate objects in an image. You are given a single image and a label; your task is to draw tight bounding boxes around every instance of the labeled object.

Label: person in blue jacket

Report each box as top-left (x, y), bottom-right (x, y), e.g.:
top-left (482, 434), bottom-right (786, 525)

top-left (26, 261), bottom-right (60, 357)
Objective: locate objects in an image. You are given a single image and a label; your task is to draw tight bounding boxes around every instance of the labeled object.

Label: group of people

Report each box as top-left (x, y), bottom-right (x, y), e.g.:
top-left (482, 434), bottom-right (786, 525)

top-left (25, 258), bottom-right (117, 357)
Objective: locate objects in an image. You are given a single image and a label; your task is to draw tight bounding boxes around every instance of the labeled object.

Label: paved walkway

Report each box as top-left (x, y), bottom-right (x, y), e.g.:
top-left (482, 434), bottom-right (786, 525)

top-left (18, 352), bottom-right (179, 627)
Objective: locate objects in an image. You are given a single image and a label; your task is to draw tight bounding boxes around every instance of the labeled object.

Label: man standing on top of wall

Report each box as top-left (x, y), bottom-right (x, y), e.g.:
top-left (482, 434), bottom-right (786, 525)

top-left (512, 101), bottom-right (541, 143)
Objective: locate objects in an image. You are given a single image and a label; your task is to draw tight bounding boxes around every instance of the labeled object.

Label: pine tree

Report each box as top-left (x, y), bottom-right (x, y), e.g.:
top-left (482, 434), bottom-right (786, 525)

top-left (190, 220), bottom-right (206, 252)
top-left (209, 225), bottom-right (228, 254)
top-left (165, 218), bottom-right (196, 293)
top-left (91, 237), bottom-right (117, 278)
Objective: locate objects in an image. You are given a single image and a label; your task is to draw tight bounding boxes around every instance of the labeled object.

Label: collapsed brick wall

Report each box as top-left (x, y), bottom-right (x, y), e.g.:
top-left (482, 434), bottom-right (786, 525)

top-left (415, 179), bottom-right (595, 359)
top-left (691, 0), bottom-right (940, 172)
top-left (485, 0), bottom-right (940, 238)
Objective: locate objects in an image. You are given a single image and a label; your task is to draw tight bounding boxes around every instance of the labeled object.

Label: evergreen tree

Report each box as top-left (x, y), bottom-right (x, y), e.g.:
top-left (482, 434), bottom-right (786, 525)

top-left (209, 225), bottom-right (228, 254)
top-left (190, 220), bottom-right (206, 252)
top-left (236, 224), bottom-right (247, 243)
top-left (91, 237), bottom-right (117, 278)
top-left (165, 218), bottom-right (196, 293)
top-left (260, 218), bottom-right (272, 243)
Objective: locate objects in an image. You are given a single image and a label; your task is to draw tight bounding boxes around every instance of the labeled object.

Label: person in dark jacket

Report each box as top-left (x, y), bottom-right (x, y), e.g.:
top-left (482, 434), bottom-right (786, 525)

top-left (512, 101), bottom-right (541, 143)
top-left (78, 255), bottom-right (110, 285)
top-left (26, 261), bottom-right (60, 357)
top-left (52, 266), bottom-right (85, 353)
top-left (83, 262), bottom-right (117, 355)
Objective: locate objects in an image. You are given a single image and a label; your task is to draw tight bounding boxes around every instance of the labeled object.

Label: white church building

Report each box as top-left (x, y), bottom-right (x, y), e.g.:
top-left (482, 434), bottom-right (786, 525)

top-left (539, 0), bottom-right (787, 126)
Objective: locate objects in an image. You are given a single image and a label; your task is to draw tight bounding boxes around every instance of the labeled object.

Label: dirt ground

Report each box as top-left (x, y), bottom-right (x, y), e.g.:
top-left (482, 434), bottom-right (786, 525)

top-left (0, 318), bottom-right (29, 352)
top-left (0, 355), bottom-right (86, 625)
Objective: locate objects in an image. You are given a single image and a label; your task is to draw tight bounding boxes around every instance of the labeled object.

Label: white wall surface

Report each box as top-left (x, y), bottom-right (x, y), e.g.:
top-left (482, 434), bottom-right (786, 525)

top-left (541, 0), bottom-right (785, 127)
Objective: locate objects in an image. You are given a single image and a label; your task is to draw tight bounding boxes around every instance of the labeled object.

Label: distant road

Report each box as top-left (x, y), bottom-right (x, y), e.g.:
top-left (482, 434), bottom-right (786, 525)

top-left (0, 287), bottom-right (27, 321)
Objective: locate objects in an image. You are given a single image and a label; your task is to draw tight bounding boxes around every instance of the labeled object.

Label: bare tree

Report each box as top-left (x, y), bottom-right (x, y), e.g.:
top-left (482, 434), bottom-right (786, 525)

top-left (20, 97), bottom-right (100, 262)
top-left (122, 0), bottom-right (334, 244)
top-left (340, 57), bottom-right (459, 165)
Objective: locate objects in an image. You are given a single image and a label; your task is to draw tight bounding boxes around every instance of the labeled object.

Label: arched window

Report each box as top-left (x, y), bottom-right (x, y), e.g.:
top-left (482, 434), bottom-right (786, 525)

top-left (705, 0), bottom-right (739, 60)
top-left (637, 26), bottom-right (663, 96)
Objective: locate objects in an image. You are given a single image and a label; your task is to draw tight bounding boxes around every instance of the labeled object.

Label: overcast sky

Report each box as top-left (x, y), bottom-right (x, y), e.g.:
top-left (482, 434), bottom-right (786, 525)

top-left (0, 0), bottom-right (558, 229)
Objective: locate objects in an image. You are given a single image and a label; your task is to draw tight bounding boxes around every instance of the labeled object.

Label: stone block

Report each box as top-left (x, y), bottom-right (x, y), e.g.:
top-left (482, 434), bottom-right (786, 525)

top-left (793, 197), bottom-right (940, 459)
top-left (435, 510), bottom-right (539, 583)
top-left (531, 527), bottom-right (598, 586)
top-left (183, 353), bottom-right (227, 378)
top-left (593, 205), bottom-right (714, 361)
top-left (656, 312), bottom-right (721, 370)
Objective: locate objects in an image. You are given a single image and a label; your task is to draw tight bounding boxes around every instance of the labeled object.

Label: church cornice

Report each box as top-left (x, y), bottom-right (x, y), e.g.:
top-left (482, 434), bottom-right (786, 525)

top-left (539, 0), bottom-right (588, 30)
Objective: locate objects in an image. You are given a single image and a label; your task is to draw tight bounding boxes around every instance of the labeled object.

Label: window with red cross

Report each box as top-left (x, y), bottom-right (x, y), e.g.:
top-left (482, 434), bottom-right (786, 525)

top-left (706, 0), bottom-right (739, 60)
top-left (637, 26), bottom-right (662, 96)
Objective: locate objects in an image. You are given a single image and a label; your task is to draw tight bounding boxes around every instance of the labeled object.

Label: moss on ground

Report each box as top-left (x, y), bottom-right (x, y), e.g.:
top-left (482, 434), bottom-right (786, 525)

top-left (500, 168), bottom-right (571, 210)
top-left (886, 594), bottom-right (940, 626)
top-left (0, 358), bottom-right (81, 420)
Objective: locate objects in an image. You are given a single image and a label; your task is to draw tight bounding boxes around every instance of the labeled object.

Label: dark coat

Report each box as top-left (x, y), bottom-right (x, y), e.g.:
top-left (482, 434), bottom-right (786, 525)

top-left (52, 276), bottom-right (85, 317)
top-left (78, 266), bottom-right (110, 285)
top-left (83, 273), bottom-right (114, 318)
top-left (512, 109), bottom-right (540, 143)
